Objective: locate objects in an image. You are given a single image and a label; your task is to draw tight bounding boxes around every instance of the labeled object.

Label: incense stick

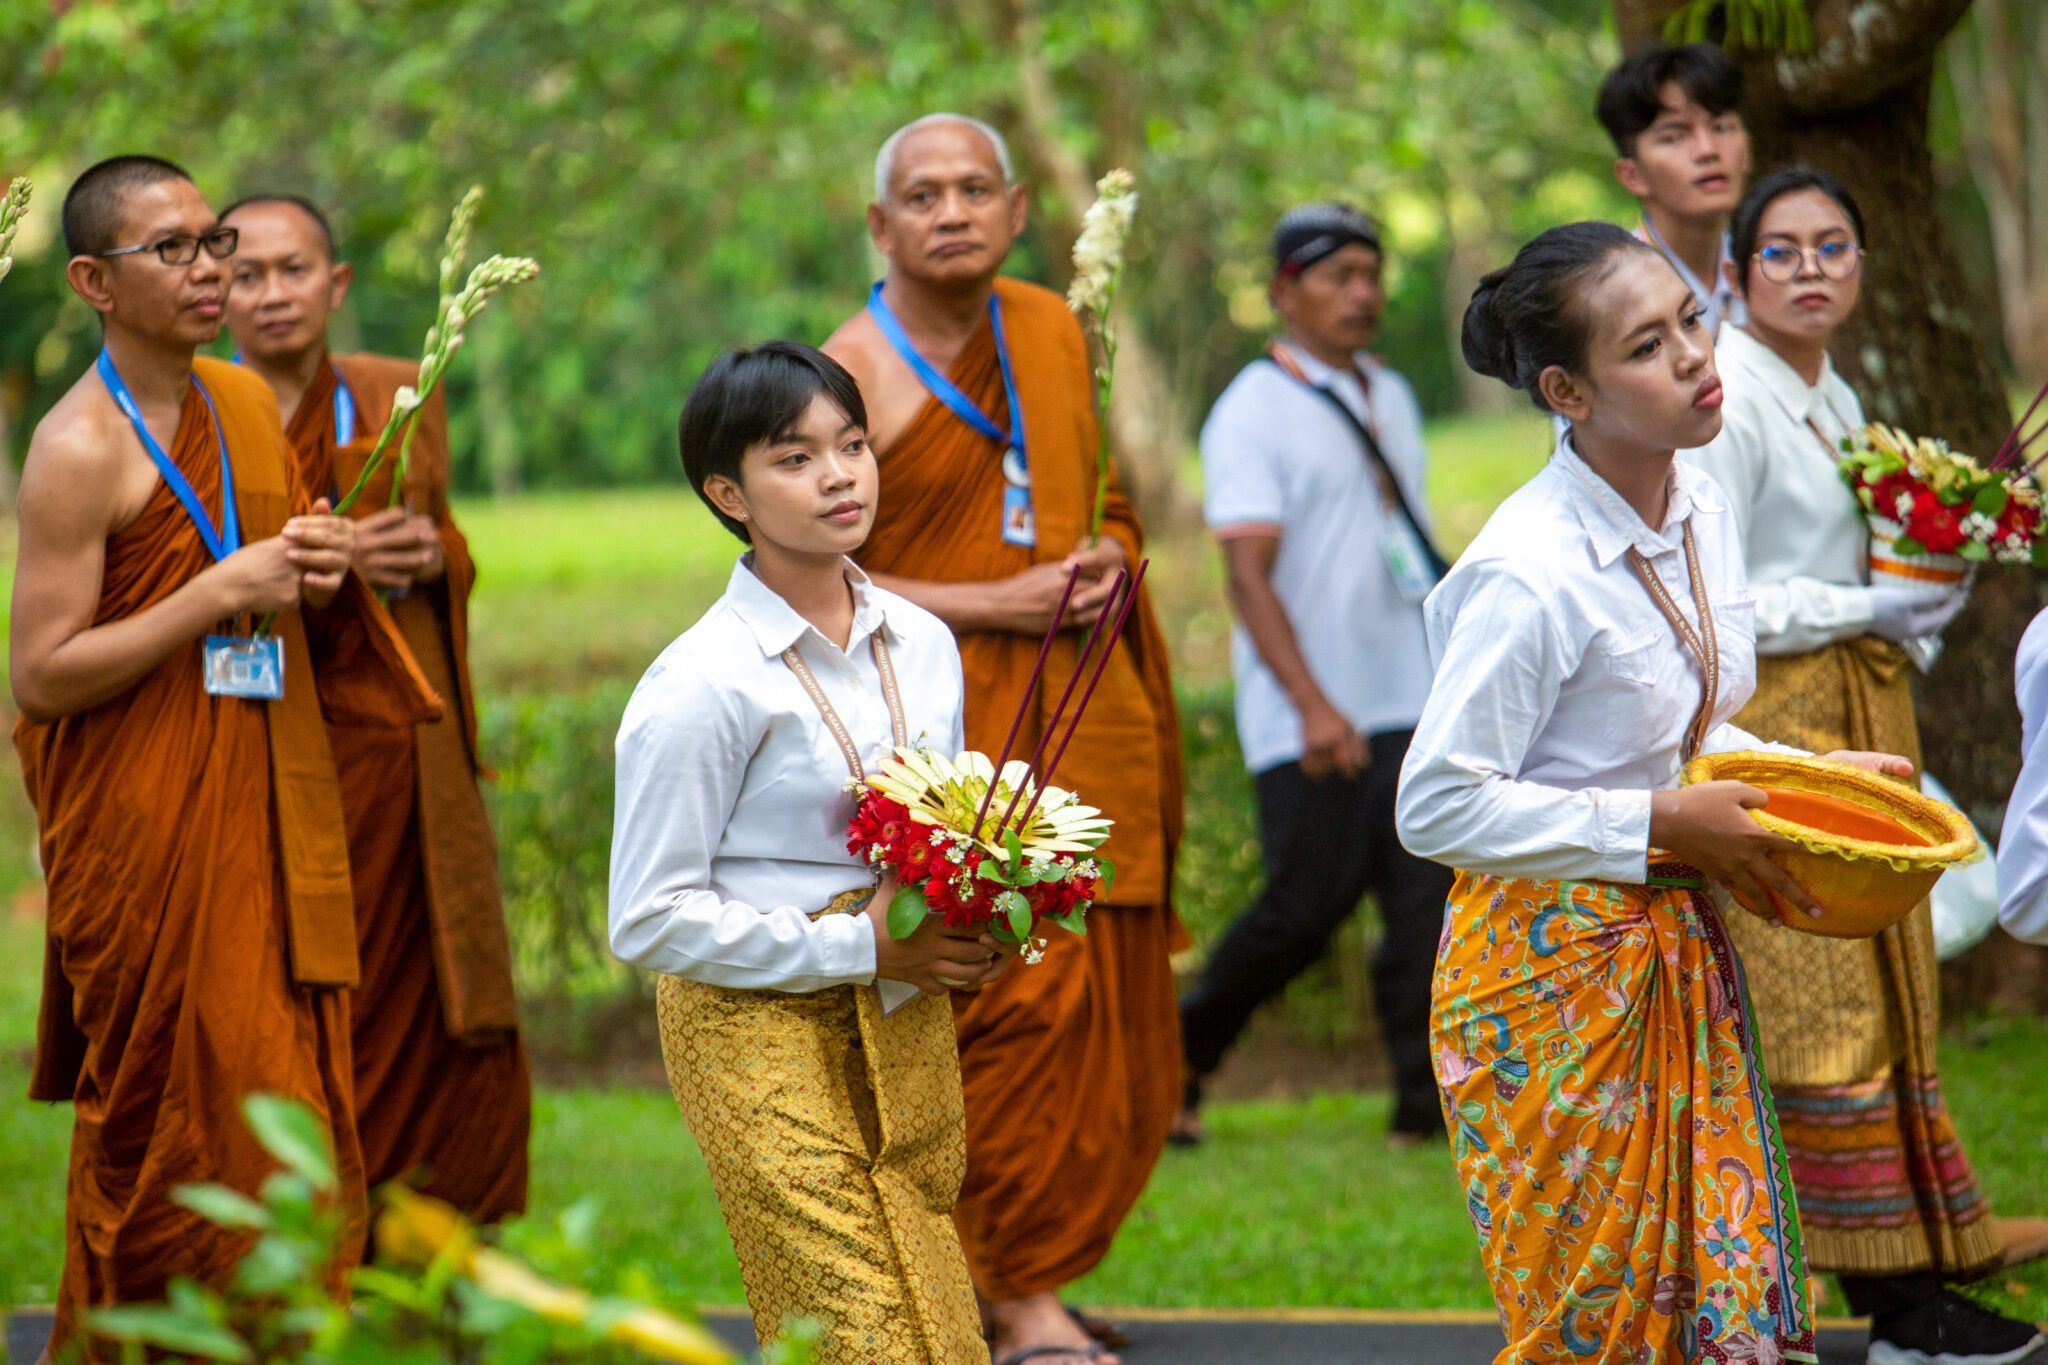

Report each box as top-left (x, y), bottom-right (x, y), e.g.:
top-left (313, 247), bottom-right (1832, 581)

top-left (995, 568), bottom-right (1130, 837)
top-left (974, 564), bottom-right (1082, 839)
top-left (1995, 374), bottom-right (2048, 469)
top-left (1019, 559), bottom-right (1148, 828)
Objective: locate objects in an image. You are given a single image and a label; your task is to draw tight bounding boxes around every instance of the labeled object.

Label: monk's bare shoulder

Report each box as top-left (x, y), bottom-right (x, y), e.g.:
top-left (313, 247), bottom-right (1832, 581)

top-left (19, 377), bottom-right (152, 536)
top-left (822, 310), bottom-right (926, 455)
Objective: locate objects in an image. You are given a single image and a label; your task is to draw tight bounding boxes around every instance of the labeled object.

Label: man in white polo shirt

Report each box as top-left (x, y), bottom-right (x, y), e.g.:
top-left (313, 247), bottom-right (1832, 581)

top-left (1176, 202), bottom-right (1453, 1147)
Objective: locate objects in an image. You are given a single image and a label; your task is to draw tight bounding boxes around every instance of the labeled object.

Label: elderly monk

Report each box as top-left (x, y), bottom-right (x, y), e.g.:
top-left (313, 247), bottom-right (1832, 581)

top-left (220, 194), bottom-right (530, 1223)
top-left (12, 156), bottom-right (436, 1356)
top-left (824, 113), bottom-right (1185, 1365)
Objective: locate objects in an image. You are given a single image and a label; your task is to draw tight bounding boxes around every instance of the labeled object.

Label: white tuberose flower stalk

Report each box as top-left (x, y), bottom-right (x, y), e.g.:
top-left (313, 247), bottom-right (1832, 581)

top-left (1065, 168), bottom-right (1136, 544)
top-left (0, 177), bottom-right (33, 288)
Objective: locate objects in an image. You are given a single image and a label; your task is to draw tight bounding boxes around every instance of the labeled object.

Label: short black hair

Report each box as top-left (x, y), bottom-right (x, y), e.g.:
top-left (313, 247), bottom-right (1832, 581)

top-left (1729, 166), bottom-right (1865, 295)
top-left (1595, 43), bottom-right (1744, 158)
top-left (1462, 221), bottom-right (1661, 414)
top-left (679, 341), bottom-right (869, 544)
top-left (219, 193), bottom-right (337, 259)
top-left (63, 155), bottom-right (195, 257)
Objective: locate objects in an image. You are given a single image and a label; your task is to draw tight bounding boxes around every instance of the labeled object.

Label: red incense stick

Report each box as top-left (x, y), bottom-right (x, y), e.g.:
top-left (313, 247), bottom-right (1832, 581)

top-left (995, 568), bottom-right (1130, 836)
top-left (973, 564), bottom-right (1082, 839)
top-left (1019, 559), bottom-right (1148, 828)
top-left (1995, 374), bottom-right (2048, 469)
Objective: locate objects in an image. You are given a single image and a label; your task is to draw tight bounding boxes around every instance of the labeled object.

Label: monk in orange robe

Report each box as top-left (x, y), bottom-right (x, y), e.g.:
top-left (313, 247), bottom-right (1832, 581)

top-left (12, 157), bottom-right (435, 1356)
top-left (825, 114), bottom-right (1185, 1365)
top-left (221, 195), bottom-right (530, 1224)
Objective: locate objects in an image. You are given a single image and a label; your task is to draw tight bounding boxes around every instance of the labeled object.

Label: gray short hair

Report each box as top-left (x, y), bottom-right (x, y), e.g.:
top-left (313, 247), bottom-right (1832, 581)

top-left (873, 113), bottom-right (1014, 203)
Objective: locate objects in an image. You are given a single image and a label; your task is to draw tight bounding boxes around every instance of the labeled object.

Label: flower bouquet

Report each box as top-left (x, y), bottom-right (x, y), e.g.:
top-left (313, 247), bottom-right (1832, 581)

top-left (847, 562), bottom-right (1146, 959)
top-left (0, 176), bottom-right (31, 287)
top-left (1837, 398), bottom-right (2048, 668)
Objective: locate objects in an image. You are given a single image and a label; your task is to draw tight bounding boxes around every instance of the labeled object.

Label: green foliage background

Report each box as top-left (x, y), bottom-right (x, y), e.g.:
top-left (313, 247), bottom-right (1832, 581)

top-left (0, 0), bottom-right (1628, 490)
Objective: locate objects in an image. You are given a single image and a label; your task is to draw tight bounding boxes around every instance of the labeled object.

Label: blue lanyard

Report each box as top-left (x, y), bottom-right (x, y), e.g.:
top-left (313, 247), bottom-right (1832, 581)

top-left (231, 352), bottom-right (355, 445)
top-left (97, 349), bottom-right (240, 561)
top-left (332, 372), bottom-right (356, 446)
top-left (866, 282), bottom-right (1027, 469)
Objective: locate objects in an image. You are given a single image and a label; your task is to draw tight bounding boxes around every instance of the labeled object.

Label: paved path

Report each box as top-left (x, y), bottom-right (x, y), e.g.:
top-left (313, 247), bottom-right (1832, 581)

top-left (10, 1304), bottom-right (1876, 1363)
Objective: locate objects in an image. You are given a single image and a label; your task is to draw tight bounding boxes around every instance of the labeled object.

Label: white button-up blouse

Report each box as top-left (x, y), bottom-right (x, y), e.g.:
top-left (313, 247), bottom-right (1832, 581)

top-left (608, 556), bottom-right (966, 997)
top-left (1680, 324), bottom-right (1873, 655)
top-left (1397, 435), bottom-right (1791, 885)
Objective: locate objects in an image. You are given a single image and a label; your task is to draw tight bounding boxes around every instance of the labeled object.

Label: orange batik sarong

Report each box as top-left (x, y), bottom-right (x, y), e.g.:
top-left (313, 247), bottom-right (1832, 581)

top-left (1433, 869), bottom-right (1817, 1365)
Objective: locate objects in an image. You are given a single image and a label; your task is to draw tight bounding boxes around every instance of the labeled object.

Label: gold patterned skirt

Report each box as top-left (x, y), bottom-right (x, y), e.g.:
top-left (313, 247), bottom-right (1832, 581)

top-left (655, 893), bottom-right (987, 1364)
top-left (1725, 638), bottom-right (1999, 1277)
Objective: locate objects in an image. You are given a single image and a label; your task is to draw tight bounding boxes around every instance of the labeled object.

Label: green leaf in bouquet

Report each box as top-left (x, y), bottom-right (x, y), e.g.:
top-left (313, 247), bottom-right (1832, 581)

top-left (1000, 890), bottom-right (1032, 940)
top-left (171, 1182), bottom-right (274, 1231)
top-left (1974, 482), bottom-right (2010, 518)
top-left (1004, 828), bottom-right (1025, 865)
top-left (1892, 534), bottom-right (1926, 557)
top-left (2034, 539), bottom-right (2048, 569)
top-left (977, 860), bottom-right (1009, 884)
top-left (1960, 540), bottom-right (1990, 562)
top-left (1051, 908), bottom-right (1088, 935)
top-left (1096, 857), bottom-right (1117, 897)
top-left (243, 1093), bottom-right (336, 1190)
top-left (888, 885), bottom-right (931, 939)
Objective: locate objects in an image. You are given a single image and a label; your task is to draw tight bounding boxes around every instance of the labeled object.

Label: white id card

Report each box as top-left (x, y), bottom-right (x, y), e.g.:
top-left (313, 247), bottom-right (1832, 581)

top-left (1001, 483), bottom-right (1038, 548)
top-left (1380, 505), bottom-right (1439, 605)
top-left (203, 635), bottom-right (285, 700)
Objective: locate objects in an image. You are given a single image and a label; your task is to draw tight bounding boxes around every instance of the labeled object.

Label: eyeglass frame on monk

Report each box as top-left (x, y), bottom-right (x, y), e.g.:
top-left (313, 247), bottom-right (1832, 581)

top-left (96, 225), bottom-right (240, 267)
top-left (1752, 239), bottom-right (1861, 284)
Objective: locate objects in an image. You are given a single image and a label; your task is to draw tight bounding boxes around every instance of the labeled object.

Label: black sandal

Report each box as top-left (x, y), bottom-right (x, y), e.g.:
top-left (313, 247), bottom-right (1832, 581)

top-left (1065, 1305), bottom-right (1130, 1349)
top-left (994, 1347), bottom-right (1106, 1365)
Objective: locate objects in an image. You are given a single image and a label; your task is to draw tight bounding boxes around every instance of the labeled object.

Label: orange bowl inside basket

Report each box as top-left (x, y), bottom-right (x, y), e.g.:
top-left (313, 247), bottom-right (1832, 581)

top-left (1679, 751), bottom-right (1978, 938)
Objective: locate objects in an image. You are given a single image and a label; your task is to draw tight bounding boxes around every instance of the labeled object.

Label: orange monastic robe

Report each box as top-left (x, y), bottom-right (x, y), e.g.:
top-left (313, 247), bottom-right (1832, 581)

top-left (19, 358), bottom-right (438, 1352)
top-left (285, 354), bottom-right (530, 1223)
top-left (854, 277), bottom-right (1187, 1300)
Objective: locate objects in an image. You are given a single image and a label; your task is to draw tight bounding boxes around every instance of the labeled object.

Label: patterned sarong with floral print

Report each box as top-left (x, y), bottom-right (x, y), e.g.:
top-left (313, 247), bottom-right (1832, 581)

top-left (1434, 869), bottom-right (1817, 1364)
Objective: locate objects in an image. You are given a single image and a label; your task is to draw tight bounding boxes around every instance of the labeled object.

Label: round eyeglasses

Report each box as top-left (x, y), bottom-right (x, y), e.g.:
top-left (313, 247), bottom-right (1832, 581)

top-left (97, 227), bottom-right (240, 267)
top-left (1753, 240), bottom-right (1862, 284)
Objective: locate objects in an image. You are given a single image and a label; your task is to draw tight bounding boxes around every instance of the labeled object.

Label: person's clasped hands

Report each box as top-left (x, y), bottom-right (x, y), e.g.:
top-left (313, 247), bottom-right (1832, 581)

top-left (866, 873), bottom-right (1016, 997)
top-left (350, 506), bottom-right (447, 590)
top-left (1867, 580), bottom-right (1969, 643)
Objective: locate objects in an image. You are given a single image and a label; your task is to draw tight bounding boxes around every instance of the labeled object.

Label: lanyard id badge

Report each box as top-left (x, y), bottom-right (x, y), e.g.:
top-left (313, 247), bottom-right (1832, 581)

top-left (203, 634), bottom-right (285, 699)
top-left (100, 349), bottom-right (282, 701)
top-left (868, 282), bottom-right (1036, 547)
top-left (1379, 505), bottom-right (1438, 604)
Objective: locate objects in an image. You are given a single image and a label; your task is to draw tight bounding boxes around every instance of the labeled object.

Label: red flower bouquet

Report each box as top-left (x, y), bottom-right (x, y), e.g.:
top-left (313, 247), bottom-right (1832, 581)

top-left (845, 563), bottom-right (1145, 958)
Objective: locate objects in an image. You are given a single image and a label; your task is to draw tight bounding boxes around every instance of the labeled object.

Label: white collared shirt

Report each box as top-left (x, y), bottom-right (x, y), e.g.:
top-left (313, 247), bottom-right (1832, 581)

top-left (1999, 608), bottom-right (2048, 945)
top-left (608, 556), bottom-right (965, 997)
top-left (1680, 325), bottom-right (1872, 655)
top-left (1199, 344), bottom-right (1436, 770)
top-left (1636, 217), bottom-right (1747, 339)
top-left (1397, 434), bottom-right (1791, 884)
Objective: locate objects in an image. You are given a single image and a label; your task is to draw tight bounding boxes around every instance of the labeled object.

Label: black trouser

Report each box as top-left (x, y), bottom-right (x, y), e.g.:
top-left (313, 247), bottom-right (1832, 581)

top-left (1840, 1271), bottom-right (1942, 1321)
top-left (1178, 729), bottom-right (1454, 1136)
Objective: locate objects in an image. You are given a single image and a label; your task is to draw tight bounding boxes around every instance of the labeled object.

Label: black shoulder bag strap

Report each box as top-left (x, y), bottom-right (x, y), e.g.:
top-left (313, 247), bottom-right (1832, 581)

top-left (1265, 344), bottom-right (1450, 580)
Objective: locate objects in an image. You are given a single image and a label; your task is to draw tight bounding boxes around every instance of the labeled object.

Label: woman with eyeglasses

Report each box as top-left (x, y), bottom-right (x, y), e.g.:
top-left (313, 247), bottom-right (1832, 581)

top-left (1682, 168), bottom-right (2047, 1365)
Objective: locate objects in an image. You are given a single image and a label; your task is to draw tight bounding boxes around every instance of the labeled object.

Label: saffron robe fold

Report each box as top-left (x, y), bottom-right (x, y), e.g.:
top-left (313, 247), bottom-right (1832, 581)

top-left (287, 354), bottom-right (530, 1222)
top-left (19, 357), bottom-right (436, 1351)
top-left (1724, 639), bottom-right (2000, 1277)
top-left (1434, 870), bottom-right (1817, 1365)
top-left (852, 278), bottom-right (1186, 1299)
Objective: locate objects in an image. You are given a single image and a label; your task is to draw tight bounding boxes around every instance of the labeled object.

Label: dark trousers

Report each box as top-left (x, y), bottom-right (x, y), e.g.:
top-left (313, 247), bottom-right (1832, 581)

top-left (1179, 729), bottom-right (1454, 1135)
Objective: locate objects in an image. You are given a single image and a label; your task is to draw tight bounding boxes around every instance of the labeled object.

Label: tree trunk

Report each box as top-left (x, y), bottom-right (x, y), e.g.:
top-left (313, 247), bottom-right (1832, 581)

top-left (1612, 0), bottom-right (2048, 1011)
top-left (1944, 0), bottom-right (2048, 385)
top-left (990, 0), bottom-right (1198, 530)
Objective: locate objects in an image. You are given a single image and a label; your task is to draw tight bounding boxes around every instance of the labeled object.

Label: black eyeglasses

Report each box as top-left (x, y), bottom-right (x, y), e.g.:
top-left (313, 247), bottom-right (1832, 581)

top-left (1754, 240), bottom-right (1862, 284)
top-left (97, 227), bottom-right (239, 267)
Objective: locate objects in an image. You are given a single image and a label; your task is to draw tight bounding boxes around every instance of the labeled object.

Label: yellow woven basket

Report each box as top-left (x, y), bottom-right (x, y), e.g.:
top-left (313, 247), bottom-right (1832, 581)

top-left (1679, 751), bottom-right (1981, 938)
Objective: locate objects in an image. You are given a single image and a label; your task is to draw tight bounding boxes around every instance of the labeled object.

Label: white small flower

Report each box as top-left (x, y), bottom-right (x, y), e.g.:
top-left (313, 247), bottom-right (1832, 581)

top-left (1893, 492), bottom-right (1915, 519)
top-left (1961, 511), bottom-right (1997, 539)
top-left (392, 385), bottom-right (423, 416)
top-left (1066, 168), bottom-right (1137, 318)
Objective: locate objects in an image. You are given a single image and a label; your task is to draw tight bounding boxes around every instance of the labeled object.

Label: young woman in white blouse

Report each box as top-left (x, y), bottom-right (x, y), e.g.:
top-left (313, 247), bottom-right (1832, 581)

top-left (1682, 170), bottom-right (2043, 1365)
top-left (1396, 220), bottom-right (1910, 1365)
top-left (609, 342), bottom-right (1007, 1364)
